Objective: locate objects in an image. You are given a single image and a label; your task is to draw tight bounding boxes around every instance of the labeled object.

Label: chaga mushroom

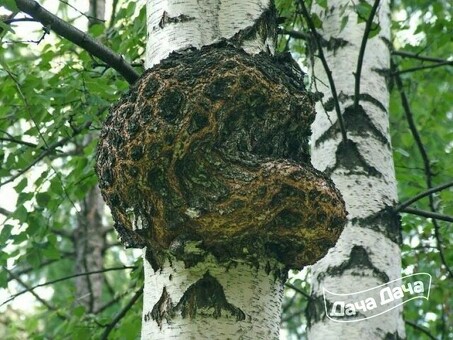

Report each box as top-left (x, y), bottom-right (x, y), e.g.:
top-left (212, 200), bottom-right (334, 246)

top-left (95, 44), bottom-right (347, 270)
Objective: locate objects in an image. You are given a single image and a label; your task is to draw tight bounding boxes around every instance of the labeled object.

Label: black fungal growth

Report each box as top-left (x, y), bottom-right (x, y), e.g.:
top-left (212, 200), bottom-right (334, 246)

top-left (95, 43), bottom-right (347, 270)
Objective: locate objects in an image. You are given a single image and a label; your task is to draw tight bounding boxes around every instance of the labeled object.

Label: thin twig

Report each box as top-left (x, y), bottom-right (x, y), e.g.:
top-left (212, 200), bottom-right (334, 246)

top-left (392, 50), bottom-right (452, 63)
top-left (0, 136), bottom-right (38, 148)
top-left (0, 120), bottom-right (91, 188)
top-left (278, 28), bottom-right (309, 40)
top-left (285, 282), bottom-right (312, 300)
top-left (297, 0), bottom-right (347, 143)
top-left (94, 290), bottom-right (129, 314)
top-left (4, 17), bottom-right (37, 24)
top-left (101, 286), bottom-right (143, 339)
top-left (6, 259), bottom-right (60, 283)
top-left (0, 266), bottom-right (137, 307)
top-left (396, 181), bottom-right (453, 212)
top-left (354, 0), bottom-right (380, 111)
top-left (405, 320), bottom-right (436, 340)
top-left (395, 61), bottom-right (453, 75)
top-left (14, 0), bottom-right (139, 84)
top-left (58, 0), bottom-right (104, 23)
top-left (401, 207), bottom-right (453, 223)
top-left (108, 0), bottom-right (119, 29)
top-left (393, 60), bottom-right (453, 278)
top-left (0, 206), bottom-right (12, 216)
top-left (5, 267), bottom-right (66, 319)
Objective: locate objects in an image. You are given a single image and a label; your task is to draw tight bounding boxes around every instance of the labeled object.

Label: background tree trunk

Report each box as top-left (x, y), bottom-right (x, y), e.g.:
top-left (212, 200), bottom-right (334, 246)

top-left (306, 0), bottom-right (405, 338)
top-left (73, 0), bottom-right (107, 313)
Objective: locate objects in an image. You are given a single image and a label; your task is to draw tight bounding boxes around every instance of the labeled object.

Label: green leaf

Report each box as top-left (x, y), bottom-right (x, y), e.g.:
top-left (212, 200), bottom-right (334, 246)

top-left (315, 0), bottom-right (327, 10)
top-left (0, 224), bottom-right (13, 244)
top-left (0, 21), bottom-right (14, 34)
top-left (0, 269), bottom-right (7, 288)
top-left (73, 305), bottom-right (86, 318)
top-left (36, 192), bottom-right (51, 207)
top-left (340, 15), bottom-right (349, 32)
top-left (310, 13), bottom-right (323, 29)
top-left (368, 22), bottom-right (381, 39)
top-left (13, 205), bottom-right (28, 222)
top-left (14, 177), bottom-right (28, 193)
top-left (2, 0), bottom-right (18, 12)
top-left (355, 1), bottom-right (372, 23)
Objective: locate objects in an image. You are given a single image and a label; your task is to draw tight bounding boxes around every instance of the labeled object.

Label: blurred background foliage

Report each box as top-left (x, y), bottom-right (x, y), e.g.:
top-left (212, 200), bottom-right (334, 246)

top-left (0, 0), bottom-right (451, 339)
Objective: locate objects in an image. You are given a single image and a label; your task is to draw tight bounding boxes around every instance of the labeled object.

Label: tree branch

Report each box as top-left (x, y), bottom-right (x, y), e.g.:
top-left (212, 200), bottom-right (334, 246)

top-left (297, 0), bottom-right (348, 143)
top-left (14, 0), bottom-right (139, 84)
top-left (405, 320), bottom-right (436, 340)
top-left (5, 267), bottom-right (66, 319)
top-left (285, 282), bottom-right (311, 300)
top-left (392, 50), bottom-right (452, 63)
top-left (401, 207), bottom-right (453, 223)
top-left (393, 60), bottom-right (453, 278)
top-left (395, 61), bottom-right (453, 75)
top-left (100, 286), bottom-right (143, 339)
top-left (396, 180), bottom-right (453, 212)
top-left (94, 290), bottom-right (129, 314)
top-left (0, 266), bottom-right (137, 308)
top-left (0, 206), bottom-right (12, 216)
top-left (354, 0), bottom-right (380, 111)
top-left (277, 28), bottom-right (309, 40)
top-left (0, 120), bottom-right (92, 188)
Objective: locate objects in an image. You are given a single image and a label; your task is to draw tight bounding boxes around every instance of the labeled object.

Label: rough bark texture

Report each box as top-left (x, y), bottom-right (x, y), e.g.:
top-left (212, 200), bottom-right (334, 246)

top-left (307, 0), bottom-right (405, 338)
top-left (96, 43), bottom-right (346, 270)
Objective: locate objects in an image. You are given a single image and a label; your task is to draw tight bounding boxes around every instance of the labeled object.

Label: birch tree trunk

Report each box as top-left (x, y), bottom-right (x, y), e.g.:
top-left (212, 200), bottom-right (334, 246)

top-left (141, 1), bottom-right (283, 338)
top-left (142, 0), bottom-right (283, 339)
top-left (96, 0), bottom-right (346, 338)
top-left (307, 1), bottom-right (405, 338)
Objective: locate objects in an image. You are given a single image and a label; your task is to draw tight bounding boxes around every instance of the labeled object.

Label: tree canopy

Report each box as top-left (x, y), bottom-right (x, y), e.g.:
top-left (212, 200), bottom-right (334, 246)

top-left (0, 0), bottom-right (451, 338)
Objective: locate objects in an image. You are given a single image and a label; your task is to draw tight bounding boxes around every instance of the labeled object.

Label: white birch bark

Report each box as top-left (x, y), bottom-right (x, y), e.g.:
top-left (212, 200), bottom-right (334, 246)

top-left (141, 0), bottom-right (284, 338)
top-left (307, 0), bottom-right (405, 338)
top-left (142, 256), bottom-right (285, 339)
top-left (145, 0), bottom-right (275, 68)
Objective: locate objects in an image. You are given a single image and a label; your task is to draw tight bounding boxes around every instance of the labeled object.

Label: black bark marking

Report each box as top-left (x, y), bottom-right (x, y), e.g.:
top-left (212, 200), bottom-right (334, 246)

top-left (351, 206), bottom-right (402, 245)
top-left (325, 139), bottom-right (381, 177)
top-left (175, 272), bottom-right (246, 321)
top-left (229, 4), bottom-right (278, 49)
top-left (150, 287), bottom-right (174, 328)
top-left (316, 103), bottom-right (389, 147)
top-left (158, 11), bottom-right (195, 29)
top-left (305, 294), bottom-right (325, 326)
top-left (319, 245), bottom-right (389, 283)
top-left (384, 332), bottom-right (405, 340)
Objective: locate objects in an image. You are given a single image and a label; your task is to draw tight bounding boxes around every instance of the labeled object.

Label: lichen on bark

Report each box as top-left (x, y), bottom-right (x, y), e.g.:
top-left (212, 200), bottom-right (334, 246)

top-left (95, 42), bottom-right (347, 270)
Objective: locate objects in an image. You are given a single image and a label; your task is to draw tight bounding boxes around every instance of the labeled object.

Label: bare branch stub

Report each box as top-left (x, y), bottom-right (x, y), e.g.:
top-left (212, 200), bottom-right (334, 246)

top-left (95, 44), bottom-right (347, 271)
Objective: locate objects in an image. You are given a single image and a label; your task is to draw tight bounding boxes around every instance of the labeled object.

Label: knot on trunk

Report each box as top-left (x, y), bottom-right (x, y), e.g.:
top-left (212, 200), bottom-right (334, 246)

top-left (95, 44), bottom-right (346, 269)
